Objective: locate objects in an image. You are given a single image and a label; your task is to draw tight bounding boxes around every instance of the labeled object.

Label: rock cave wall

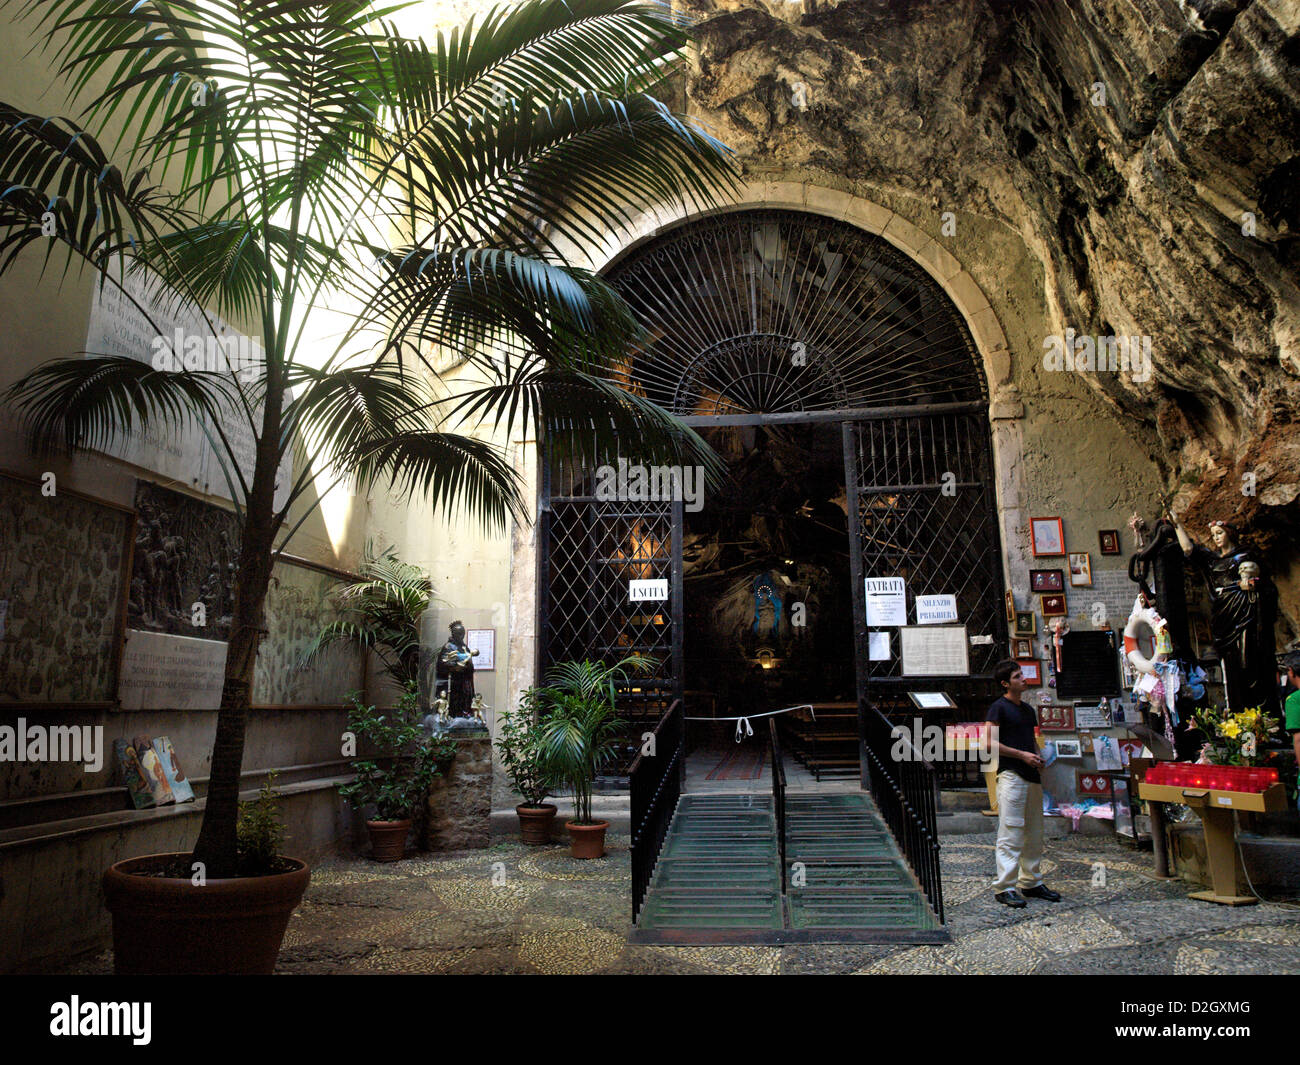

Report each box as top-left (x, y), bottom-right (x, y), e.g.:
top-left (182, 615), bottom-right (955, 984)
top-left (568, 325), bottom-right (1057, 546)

top-left (675, 0), bottom-right (1300, 639)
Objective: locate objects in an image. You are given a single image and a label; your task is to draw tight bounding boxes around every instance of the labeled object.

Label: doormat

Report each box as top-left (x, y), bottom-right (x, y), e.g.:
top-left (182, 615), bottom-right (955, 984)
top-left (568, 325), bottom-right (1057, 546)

top-left (704, 745), bottom-right (768, 781)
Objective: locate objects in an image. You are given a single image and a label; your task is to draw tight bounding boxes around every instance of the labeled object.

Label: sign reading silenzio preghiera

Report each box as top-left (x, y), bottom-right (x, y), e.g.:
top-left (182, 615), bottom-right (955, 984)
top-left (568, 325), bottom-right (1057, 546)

top-left (864, 577), bottom-right (906, 627)
top-left (629, 579), bottom-right (669, 602)
top-left (915, 594), bottom-right (958, 624)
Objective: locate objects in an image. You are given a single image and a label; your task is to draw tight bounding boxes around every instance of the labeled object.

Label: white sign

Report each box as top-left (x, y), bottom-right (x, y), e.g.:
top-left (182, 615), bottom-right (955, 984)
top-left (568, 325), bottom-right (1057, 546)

top-left (868, 631), bottom-right (891, 661)
top-left (118, 630), bottom-right (227, 710)
top-left (915, 594), bottom-right (958, 624)
top-left (900, 625), bottom-right (970, 676)
top-left (864, 577), bottom-right (906, 627)
top-left (466, 628), bottom-right (495, 671)
top-left (629, 579), bottom-right (669, 602)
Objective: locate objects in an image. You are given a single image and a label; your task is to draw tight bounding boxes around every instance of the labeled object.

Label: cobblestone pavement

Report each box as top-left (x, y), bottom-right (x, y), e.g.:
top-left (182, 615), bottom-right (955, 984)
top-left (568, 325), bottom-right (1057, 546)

top-left (65, 833), bottom-right (1300, 975)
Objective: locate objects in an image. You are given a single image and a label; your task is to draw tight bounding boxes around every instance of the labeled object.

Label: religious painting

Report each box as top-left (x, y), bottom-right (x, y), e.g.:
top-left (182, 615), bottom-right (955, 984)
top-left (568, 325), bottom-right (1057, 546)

top-left (1030, 516), bottom-right (1065, 557)
top-left (1030, 569), bottom-right (1064, 593)
top-left (1013, 611), bottom-right (1037, 637)
top-left (1098, 529), bottom-right (1121, 555)
top-left (1012, 637), bottom-right (1033, 658)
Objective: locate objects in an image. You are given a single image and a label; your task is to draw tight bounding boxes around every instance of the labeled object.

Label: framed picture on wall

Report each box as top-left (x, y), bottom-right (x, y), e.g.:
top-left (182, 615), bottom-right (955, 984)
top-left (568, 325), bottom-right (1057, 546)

top-left (1016, 659), bottom-right (1042, 686)
top-left (1030, 516), bottom-right (1065, 557)
top-left (1005, 589), bottom-right (1016, 624)
top-left (1040, 593), bottom-right (1067, 617)
top-left (1012, 637), bottom-right (1033, 658)
top-left (1030, 569), bottom-right (1064, 593)
top-left (1098, 529), bottom-right (1121, 555)
top-left (1068, 552), bottom-right (1092, 587)
top-left (1013, 611), bottom-right (1037, 636)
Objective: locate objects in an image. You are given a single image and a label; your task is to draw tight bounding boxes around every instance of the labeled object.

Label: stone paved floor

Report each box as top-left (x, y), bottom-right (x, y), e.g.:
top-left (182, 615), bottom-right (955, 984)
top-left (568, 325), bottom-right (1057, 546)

top-left (64, 832), bottom-right (1300, 974)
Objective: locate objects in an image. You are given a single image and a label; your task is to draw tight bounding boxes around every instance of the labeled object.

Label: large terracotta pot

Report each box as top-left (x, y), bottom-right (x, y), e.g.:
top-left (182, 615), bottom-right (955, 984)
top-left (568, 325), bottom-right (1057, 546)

top-left (103, 853), bottom-right (310, 975)
top-left (566, 820), bottom-right (609, 859)
top-left (517, 803), bottom-right (557, 845)
top-left (366, 819), bottom-right (411, 862)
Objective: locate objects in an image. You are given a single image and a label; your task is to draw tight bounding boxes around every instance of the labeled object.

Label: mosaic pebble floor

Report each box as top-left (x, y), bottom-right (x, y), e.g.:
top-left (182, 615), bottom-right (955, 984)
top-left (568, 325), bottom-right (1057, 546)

top-left (61, 833), bottom-right (1300, 975)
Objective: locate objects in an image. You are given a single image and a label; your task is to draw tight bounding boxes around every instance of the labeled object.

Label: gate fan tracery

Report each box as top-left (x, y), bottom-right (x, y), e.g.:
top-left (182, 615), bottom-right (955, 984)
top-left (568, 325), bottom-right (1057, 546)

top-left (604, 210), bottom-right (986, 414)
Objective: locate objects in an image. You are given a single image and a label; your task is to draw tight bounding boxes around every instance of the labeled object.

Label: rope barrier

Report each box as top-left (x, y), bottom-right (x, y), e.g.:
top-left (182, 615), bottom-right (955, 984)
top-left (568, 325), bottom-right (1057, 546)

top-left (683, 704), bottom-right (815, 743)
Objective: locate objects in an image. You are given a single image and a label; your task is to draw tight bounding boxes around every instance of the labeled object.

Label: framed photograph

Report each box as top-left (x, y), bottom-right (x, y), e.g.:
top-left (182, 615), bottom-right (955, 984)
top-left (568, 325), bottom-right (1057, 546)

top-left (1054, 739), bottom-right (1083, 759)
top-left (1098, 529), bottom-right (1121, 555)
top-left (1068, 552), bottom-right (1092, 587)
top-left (1005, 589), bottom-right (1016, 624)
top-left (1030, 516), bottom-right (1065, 557)
top-left (1013, 611), bottom-right (1037, 637)
top-left (1012, 637), bottom-right (1033, 658)
top-left (1030, 569), bottom-right (1064, 593)
top-left (1039, 593), bottom-right (1067, 617)
top-left (1015, 659), bottom-right (1042, 686)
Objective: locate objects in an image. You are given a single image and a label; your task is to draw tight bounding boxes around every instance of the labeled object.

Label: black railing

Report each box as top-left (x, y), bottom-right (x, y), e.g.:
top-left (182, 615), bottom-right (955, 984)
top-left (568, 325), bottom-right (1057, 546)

top-left (860, 700), bottom-right (945, 923)
top-left (629, 698), bottom-right (684, 923)
top-left (769, 718), bottom-right (787, 894)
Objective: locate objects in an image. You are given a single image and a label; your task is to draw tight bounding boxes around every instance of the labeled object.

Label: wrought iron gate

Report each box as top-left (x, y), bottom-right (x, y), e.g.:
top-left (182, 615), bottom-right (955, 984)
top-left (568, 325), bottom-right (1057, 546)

top-left (538, 208), bottom-right (1006, 779)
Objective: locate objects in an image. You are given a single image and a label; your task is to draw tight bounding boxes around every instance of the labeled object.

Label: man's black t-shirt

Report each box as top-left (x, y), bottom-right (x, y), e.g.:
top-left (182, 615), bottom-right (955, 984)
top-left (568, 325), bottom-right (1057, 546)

top-left (986, 696), bottom-right (1040, 783)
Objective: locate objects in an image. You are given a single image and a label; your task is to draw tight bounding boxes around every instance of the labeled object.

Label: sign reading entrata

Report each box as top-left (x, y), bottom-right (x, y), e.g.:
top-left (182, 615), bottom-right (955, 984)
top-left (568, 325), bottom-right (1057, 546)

top-left (865, 577), bottom-right (907, 626)
top-left (629, 579), bottom-right (669, 602)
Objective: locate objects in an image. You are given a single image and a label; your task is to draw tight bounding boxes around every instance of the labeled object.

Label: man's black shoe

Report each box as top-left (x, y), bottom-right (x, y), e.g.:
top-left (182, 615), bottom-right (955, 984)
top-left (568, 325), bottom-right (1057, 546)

top-left (1022, 884), bottom-right (1061, 901)
top-left (994, 890), bottom-right (1027, 908)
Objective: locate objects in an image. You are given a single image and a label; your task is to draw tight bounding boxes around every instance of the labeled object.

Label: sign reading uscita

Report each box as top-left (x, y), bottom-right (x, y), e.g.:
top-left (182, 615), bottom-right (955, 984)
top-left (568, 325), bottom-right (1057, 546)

top-left (628, 579), bottom-right (669, 602)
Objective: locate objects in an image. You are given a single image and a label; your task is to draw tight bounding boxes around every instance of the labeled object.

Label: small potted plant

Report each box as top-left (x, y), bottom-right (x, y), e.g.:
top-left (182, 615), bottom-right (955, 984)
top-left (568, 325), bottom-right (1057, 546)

top-left (102, 774), bottom-right (308, 975)
top-left (535, 656), bottom-right (654, 859)
top-left (340, 683), bottom-right (454, 861)
top-left (497, 692), bottom-right (557, 843)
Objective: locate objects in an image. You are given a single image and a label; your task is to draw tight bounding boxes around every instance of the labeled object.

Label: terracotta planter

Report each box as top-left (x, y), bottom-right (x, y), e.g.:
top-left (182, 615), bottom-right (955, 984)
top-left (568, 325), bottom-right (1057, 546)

top-left (567, 819), bottom-right (609, 859)
top-left (103, 853), bottom-right (309, 975)
top-left (516, 803), bottom-right (557, 845)
top-left (366, 819), bottom-right (412, 862)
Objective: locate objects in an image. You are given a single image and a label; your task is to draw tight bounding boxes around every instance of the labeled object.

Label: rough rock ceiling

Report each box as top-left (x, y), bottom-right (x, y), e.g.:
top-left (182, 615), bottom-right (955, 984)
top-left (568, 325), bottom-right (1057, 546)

top-left (679, 0), bottom-right (1299, 627)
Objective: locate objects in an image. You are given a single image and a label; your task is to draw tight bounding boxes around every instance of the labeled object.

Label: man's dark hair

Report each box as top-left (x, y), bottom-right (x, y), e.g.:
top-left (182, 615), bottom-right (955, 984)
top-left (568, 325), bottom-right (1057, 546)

top-left (993, 658), bottom-right (1021, 689)
top-left (1281, 651), bottom-right (1300, 675)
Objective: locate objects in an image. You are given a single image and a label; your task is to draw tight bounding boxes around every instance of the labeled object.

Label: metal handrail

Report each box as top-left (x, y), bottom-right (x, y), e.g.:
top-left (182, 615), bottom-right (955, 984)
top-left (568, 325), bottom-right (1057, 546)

top-left (769, 718), bottom-right (787, 894)
top-left (860, 700), bottom-right (945, 924)
top-left (630, 698), bottom-right (683, 922)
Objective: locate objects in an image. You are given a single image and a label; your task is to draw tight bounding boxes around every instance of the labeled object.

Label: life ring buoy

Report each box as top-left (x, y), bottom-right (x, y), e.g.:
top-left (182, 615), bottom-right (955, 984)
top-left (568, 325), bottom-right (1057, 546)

top-left (1123, 598), bottom-right (1163, 675)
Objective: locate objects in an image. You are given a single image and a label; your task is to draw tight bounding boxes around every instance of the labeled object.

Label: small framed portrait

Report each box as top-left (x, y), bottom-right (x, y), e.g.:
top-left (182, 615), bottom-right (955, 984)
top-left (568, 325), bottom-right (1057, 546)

top-left (1068, 552), bottom-right (1092, 587)
top-left (1015, 659), bottom-right (1042, 686)
top-left (1098, 529), bottom-right (1121, 555)
top-left (1013, 611), bottom-right (1037, 637)
top-left (1012, 637), bottom-right (1033, 658)
top-left (1040, 593), bottom-right (1067, 617)
top-left (1005, 589), bottom-right (1016, 624)
top-left (1030, 569), bottom-right (1064, 593)
top-left (1030, 516), bottom-right (1065, 557)
top-left (1053, 739), bottom-right (1083, 759)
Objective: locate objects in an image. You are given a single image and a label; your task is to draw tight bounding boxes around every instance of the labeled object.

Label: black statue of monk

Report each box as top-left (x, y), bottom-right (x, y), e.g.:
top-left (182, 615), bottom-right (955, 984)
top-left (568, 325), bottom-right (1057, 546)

top-left (435, 620), bottom-right (478, 717)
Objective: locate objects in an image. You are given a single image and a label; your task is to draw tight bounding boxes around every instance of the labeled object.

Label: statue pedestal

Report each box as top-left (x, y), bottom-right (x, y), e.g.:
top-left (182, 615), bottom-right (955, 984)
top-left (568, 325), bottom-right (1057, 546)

top-left (423, 736), bottom-right (493, 850)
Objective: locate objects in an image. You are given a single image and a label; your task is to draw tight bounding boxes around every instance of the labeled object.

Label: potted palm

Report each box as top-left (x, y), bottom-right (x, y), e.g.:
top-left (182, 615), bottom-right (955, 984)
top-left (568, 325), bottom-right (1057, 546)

top-left (340, 684), bottom-right (454, 861)
top-left (536, 656), bottom-right (654, 858)
top-left (497, 692), bottom-right (558, 844)
top-left (1, 0), bottom-right (729, 971)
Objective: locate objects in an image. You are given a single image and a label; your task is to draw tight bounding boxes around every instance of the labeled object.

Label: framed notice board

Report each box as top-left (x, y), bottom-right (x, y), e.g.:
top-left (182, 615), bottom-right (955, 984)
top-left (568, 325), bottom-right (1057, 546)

top-left (1056, 630), bottom-right (1122, 699)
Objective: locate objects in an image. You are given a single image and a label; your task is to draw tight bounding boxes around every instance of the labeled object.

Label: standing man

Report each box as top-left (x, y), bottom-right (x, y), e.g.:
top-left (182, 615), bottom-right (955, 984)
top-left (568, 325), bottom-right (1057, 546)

top-left (987, 658), bottom-right (1061, 908)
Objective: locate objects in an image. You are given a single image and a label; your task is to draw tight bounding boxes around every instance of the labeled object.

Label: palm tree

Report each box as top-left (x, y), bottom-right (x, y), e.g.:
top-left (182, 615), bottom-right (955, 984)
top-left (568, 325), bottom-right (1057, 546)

top-left (301, 544), bottom-right (434, 689)
top-left (0, 0), bottom-right (734, 876)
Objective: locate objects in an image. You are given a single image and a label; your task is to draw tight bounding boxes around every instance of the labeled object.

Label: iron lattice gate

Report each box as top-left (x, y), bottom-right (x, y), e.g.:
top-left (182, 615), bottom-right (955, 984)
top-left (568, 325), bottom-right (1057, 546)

top-left (843, 408), bottom-right (1007, 784)
top-left (538, 449), bottom-right (682, 775)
